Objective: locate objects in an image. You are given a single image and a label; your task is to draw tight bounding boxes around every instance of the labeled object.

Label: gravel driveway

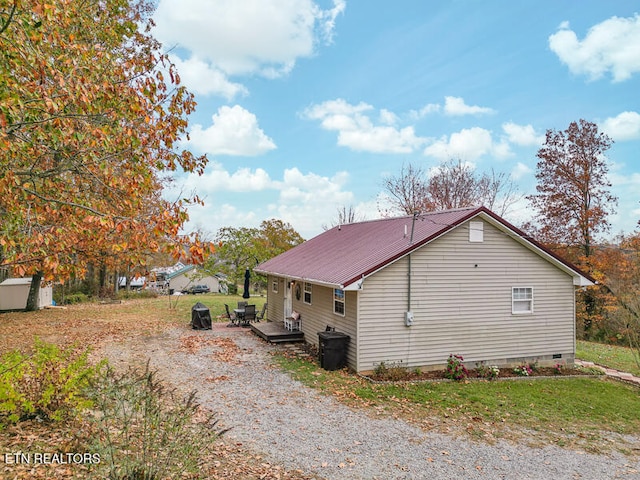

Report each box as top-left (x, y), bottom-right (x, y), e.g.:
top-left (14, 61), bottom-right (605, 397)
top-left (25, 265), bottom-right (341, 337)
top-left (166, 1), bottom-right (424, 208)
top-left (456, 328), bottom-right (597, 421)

top-left (102, 324), bottom-right (640, 480)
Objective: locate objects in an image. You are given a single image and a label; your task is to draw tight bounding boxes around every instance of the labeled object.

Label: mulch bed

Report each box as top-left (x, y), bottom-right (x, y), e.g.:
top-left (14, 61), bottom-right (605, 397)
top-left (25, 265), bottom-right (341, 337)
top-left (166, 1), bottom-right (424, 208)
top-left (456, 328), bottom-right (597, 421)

top-left (287, 342), bottom-right (597, 382)
top-left (365, 365), bottom-right (599, 382)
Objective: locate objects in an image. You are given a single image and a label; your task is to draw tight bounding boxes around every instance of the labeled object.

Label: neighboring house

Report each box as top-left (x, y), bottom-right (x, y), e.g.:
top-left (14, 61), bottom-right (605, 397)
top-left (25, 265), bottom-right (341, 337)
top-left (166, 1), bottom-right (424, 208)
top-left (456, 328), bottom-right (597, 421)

top-left (118, 276), bottom-right (146, 290)
top-left (255, 206), bottom-right (594, 374)
top-left (152, 263), bottom-right (224, 294)
top-left (0, 277), bottom-right (53, 311)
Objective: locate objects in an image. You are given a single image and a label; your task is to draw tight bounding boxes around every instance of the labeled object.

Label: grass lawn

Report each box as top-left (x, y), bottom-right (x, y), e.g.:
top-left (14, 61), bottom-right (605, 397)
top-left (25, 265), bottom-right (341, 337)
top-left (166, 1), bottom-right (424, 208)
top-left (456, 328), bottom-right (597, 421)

top-left (0, 293), bottom-right (267, 354)
top-left (164, 292), bottom-right (267, 323)
top-left (577, 340), bottom-right (640, 377)
top-left (274, 353), bottom-right (640, 454)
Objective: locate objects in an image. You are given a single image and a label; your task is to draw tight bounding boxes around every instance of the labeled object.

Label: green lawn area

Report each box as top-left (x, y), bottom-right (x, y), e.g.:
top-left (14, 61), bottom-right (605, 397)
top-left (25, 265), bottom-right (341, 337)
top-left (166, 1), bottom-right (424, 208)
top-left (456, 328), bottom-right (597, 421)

top-left (577, 340), bottom-right (640, 376)
top-left (152, 292), bottom-right (267, 323)
top-left (275, 354), bottom-right (640, 453)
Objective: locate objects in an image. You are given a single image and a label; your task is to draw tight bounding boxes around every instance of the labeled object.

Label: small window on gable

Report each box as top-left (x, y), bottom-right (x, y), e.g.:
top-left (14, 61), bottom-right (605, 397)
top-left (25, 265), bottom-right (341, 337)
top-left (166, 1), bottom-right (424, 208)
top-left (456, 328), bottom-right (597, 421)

top-left (512, 287), bottom-right (533, 314)
top-left (469, 221), bottom-right (484, 242)
top-left (304, 282), bottom-right (312, 304)
top-left (334, 288), bottom-right (345, 316)
top-left (272, 279), bottom-right (278, 294)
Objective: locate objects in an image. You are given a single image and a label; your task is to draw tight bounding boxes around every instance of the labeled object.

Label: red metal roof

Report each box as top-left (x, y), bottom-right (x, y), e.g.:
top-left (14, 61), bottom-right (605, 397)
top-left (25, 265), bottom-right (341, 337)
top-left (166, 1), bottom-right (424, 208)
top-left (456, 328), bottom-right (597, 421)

top-left (256, 207), bottom-right (483, 288)
top-left (256, 206), bottom-right (595, 288)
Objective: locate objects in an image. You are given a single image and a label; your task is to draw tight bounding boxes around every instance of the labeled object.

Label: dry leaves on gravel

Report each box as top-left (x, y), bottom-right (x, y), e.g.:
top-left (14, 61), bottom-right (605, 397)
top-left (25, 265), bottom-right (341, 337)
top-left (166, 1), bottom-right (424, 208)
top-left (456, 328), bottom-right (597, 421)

top-left (178, 334), bottom-right (249, 365)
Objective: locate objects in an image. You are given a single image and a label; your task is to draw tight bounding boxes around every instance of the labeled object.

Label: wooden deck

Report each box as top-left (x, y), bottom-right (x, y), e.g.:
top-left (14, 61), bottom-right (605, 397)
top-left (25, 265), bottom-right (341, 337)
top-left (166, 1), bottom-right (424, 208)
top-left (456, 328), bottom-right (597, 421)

top-left (250, 321), bottom-right (304, 344)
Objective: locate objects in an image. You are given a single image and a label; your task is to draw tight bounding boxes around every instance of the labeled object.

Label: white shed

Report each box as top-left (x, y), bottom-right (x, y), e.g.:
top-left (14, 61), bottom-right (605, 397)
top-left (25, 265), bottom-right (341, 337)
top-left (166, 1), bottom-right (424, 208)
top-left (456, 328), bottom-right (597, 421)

top-left (0, 278), bottom-right (53, 311)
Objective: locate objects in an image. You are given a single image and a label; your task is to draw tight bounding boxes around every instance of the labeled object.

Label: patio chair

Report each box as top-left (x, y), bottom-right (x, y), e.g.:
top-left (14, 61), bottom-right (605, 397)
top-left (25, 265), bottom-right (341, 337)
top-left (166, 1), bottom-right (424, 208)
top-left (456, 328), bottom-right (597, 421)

top-left (256, 303), bottom-right (267, 322)
top-left (224, 304), bottom-right (238, 327)
top-left (237, 301), bottom-right (248, 309)
top-left (284, 310), bottom-right (301, 331)
top-left (241, 304), bottom-right (256, 326)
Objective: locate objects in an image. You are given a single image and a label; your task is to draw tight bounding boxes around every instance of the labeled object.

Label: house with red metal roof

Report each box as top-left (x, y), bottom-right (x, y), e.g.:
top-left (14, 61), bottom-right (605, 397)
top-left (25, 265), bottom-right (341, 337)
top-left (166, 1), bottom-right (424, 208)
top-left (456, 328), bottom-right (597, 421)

top-left (255, 206), bottom-right (594, 374)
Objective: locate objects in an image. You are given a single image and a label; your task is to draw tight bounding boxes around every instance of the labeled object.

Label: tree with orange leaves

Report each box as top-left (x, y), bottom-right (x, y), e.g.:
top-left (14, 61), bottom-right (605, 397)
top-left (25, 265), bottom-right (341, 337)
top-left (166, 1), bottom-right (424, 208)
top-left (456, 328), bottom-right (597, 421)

top-left (0, 0), bottom-right (210, 309)
top-left (526, 119), bottom-right (617, 335)
top-left (583, 234), bottom-right (640, 366)
top-left (527, 119), bottom-right (617, 260)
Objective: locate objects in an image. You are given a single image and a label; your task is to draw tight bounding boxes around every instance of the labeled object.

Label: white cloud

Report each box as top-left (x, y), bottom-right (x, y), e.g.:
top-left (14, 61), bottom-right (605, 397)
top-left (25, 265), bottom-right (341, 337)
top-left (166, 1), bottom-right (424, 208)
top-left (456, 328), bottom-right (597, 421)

top-left (273, 168), bottom-right (354, 235)
top-left (186, 203), bottom-right (258, 234)
top-left (222, 167), bottom-right (273, 192)
top-left (153, 0), bottom-right (344, 78)
top-left (379, 109), bottom-right (399, 125)
top-left (170, 56), bottom-right (248, 99)
top-left (409, 103), bottom-right (441, 120)
top-left (502, 122), bottom-right (545, 146)
top-left (187, 105), bottom-right (276, 156)
top-left (549, 14), bottom-right (640, 82)
top-left (610, 171), bottom-right (640, 188)
top-left (601, 111), bottom-right (640, 141)
top-left (169, 164), bottom-right (357, 238)
top-left (410, 97), bottom-right (493, 119)
top-left (608, 170), bottom-right (640, 235)
top-left (170, 162), bottom-right (274, 197)
top-left (318, 0), bottom-right (346, 43)
top-left (511, 162), bottom-right (533, 181)
top-left (277, 168), bottom-right (350, 203)
top-left (303, 99), bottom-right (428, 153)
top-left (338, 125), bottom-right (426, 154)
top-left (423, 127), bottom-right (511, 161)
top-left (304, 98), bottom-right (373, 119)
top-left (444, 96), bottom-right (495, 116)
top-left (492, 140), bottom-right (512, 159)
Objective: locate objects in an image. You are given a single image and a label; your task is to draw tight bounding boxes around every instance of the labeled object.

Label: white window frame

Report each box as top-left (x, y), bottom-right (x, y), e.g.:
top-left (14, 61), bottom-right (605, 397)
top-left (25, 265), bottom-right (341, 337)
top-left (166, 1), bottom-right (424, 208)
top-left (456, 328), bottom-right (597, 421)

top-left (303, 282), bottom-right (312, 305)
top-left (272, 279), bottom-right (279, 294)
top-left (333, 288), bottom-right (345, 316)
top-left (512, 287), bottom-right (533, 314)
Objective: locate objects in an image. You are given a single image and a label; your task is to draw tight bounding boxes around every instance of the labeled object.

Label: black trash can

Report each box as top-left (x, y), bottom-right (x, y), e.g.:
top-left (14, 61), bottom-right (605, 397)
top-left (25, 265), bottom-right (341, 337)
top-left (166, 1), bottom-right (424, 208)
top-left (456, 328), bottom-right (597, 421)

top-left (318, 331), bottom-right (350, 370)
top-left (191, 302), bottom-right (212, 330)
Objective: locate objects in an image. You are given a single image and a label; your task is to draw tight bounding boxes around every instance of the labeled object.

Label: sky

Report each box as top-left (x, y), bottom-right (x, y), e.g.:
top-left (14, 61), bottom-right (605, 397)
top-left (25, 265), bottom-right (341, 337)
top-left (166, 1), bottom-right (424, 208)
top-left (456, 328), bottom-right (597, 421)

top-left (151, 1), bottom-right (640, 241)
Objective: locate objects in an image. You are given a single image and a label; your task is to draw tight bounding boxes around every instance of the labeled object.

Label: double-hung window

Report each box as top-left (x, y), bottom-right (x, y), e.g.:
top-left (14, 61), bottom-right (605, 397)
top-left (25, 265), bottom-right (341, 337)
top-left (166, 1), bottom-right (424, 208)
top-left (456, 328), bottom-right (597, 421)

top-left (333, 288), bottom-right (345, 316)
top-left (272, 279), bottom-right (278, 294)
top-left (512, 287), bottom-right (533, 314)
top-left (304, 282), bottom-right (312, 304)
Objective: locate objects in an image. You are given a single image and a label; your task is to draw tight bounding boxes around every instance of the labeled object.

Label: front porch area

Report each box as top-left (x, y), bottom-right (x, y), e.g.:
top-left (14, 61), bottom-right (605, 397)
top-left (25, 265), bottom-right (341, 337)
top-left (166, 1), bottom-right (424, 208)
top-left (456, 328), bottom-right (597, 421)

top-left (250, 321), bottom-right (304, 344)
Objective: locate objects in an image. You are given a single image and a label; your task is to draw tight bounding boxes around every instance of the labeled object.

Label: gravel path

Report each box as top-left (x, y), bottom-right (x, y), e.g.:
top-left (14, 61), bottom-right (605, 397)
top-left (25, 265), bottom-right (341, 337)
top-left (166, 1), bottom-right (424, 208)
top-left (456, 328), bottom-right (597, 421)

top-left (103, 325), bottom-right (640, 480)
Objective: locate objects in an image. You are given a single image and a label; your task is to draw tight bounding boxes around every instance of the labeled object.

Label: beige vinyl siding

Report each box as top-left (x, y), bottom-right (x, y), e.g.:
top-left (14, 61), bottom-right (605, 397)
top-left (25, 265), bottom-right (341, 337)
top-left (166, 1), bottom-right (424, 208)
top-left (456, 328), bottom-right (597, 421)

top-left (357, 219), bottom-right (576, 373)
top-left (265, 276), bottom-right (358, 370)
top-left (266, 276), bottom-right (286, 323)
top-left (291, 283), bottom-right (358, 370)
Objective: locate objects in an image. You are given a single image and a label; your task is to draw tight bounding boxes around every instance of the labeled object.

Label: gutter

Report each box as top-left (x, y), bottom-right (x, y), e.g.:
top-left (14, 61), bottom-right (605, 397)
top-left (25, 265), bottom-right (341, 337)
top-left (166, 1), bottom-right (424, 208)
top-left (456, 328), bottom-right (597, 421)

top-left (254, 270), bottom-right (345, 291)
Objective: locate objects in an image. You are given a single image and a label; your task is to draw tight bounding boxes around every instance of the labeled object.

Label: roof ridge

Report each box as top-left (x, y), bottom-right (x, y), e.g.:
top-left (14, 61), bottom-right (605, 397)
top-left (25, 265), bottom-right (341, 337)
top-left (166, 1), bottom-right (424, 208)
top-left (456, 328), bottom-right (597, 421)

top-left (336, 206), bottom-right (481, 228)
